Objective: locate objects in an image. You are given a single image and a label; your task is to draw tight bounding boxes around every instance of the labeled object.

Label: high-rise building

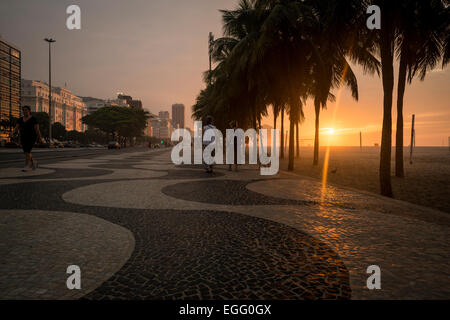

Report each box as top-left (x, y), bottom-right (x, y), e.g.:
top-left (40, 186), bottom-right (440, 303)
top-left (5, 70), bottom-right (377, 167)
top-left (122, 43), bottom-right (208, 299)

top-left (150, 118), bottom-right (161, 138)
top-left (150, 114), bottom-right (173, 138)
top-left (172, 103), bottom-right (185, 129)
top-left (0, 36), bottom-right (21, 142)
top-left (158, 119), bottom-right (173, 138)
top-left (145, 112), bottom-right (156, 137)
top-left (158, 111), bottom-right (170, 120)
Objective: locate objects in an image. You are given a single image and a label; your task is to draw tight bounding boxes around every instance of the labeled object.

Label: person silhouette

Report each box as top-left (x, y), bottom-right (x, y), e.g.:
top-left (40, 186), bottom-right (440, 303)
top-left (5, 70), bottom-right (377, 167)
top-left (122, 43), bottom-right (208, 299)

top-left (203, 115), bottom-right (216, 173)
top-left (14, 106), bottom-right (44, 172)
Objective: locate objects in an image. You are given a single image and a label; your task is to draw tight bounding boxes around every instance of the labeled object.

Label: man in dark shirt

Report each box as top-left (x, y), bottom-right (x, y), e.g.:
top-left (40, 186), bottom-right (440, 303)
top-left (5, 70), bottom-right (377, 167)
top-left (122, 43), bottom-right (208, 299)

top-left (14, 106), bottom-right (43, 171)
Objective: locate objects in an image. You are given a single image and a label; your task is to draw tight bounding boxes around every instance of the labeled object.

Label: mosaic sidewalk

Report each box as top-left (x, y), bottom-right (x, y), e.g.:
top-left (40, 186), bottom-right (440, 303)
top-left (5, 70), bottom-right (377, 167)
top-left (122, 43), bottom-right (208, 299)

top-left (0, 149), bottom-right (448, 299)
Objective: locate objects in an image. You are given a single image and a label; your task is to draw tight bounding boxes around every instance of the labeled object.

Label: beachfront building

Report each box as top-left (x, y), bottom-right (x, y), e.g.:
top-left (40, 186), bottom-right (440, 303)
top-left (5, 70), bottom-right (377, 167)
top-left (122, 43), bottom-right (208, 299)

top-left (82, 97), bottom-right (107, 114)
top-left (0, 36), bottom-right (21, 142)
top-left (21, 79), bottom-right (87, 132)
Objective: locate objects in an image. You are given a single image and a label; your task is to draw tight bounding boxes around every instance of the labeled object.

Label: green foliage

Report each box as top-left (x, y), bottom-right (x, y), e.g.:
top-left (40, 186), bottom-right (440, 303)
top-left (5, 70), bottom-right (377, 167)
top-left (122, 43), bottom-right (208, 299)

top-left (52, 122), bottom-right (66, 140)
top-left (32, 112), bottom-right (50, 138)
top-left (82, 106), bottom-right (150, 142)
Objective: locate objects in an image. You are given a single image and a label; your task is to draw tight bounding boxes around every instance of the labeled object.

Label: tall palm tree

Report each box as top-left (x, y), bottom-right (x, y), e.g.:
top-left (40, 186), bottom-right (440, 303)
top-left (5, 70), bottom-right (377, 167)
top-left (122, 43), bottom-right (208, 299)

top-left (254, 0), bottom-right (316, 170)
top-left (296, 122), bottom-right (300, 158)
top-left (195, 0), bottom-right (383, 176)
top-left (306, 0), bottom-right (380, 166)
top-left (288, 97), bottom-right (305, 171)
top-left (311, 61), bottom-right (358, 167)
top-left (272, 104), bottom-right (280, 130)
top-left (376, 1), bottom-right (397, 197)
top-left (395, 0), bottom-right (449, 177)
top-left (193, 0), bottom-right (266, 131)
top-left (280, 106), bottom-right (285, 159)
top-left (355, 0), bottom-right (449, 196)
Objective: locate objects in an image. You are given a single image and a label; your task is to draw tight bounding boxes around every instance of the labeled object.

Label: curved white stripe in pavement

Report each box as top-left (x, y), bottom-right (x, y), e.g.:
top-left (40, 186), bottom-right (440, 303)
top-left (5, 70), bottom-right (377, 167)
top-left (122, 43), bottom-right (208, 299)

top-left (0, 210), bottom-right (135, 300)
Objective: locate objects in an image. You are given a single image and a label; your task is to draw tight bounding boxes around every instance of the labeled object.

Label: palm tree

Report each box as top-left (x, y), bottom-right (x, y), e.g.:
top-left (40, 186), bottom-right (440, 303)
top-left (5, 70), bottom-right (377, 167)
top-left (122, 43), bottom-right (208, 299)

top-left (295, 122), bottom-right (300, 158)
top-left (306, 0), bottom-right (380, 166)
top-left (288, 98), bottom-right (305, 170)
top-left (311, 61), bottom-right (358, 167)
top-left (272, 104), bottom-right (280, 130)
top-left (193, 0), bottom-right (266, 131)
top-left (376, 1), bottom-right (399, 197)
top-left (194, 0), bottom-right (382, 175)
top-left (394, 0), bottom-right (449, 177)
top-left (254, 0), bottom-right (317, 170)
top-left (280, 106), bottom-right (285, 159)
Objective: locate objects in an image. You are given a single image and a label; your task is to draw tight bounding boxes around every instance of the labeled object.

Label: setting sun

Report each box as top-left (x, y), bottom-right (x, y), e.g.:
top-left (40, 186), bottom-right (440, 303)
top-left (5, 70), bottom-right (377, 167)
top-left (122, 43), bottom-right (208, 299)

top-left (322, 128), bottom-right (335, 135)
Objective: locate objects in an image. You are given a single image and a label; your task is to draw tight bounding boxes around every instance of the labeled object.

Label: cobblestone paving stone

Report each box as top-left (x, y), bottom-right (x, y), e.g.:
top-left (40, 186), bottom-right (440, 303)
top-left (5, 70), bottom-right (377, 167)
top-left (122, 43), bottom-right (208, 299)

top-left (0, 210), bottom-right (134, 300)
top-left (0, 179), bottom-right (350, 300)
top-left (156, 169), bottom-right (225, 180)
top-left (7, 168), bottom-right (113, 180)
top-left (89, 163), bottom-right (149, 170)
top-left (0, 167), bottom-right (55, 178)
top-left (0, 149), bottom-right (449, 300)
top-left (162, 180), bottom-right (315, 206)
top-left (247, 178), bottom-right (450, 227)
top-left (132, 163), bottom-right (187, 171)
top-left (83, 210), bottom-right (351, 300)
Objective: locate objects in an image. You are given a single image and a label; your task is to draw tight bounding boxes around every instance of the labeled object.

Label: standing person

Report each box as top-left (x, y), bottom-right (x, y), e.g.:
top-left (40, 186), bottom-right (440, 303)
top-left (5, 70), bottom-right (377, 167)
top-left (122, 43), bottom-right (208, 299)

top-left (14, 106), bottom-right (43, 172)
top-left (203, 115), bottom-right (216, 173)
top-left (228, 120), bottom-right (239, 172)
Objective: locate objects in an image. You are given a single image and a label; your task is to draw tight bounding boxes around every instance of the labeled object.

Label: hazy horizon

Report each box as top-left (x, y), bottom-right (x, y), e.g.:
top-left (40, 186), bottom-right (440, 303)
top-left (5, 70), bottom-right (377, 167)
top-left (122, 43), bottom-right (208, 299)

top-left (1, 0), bottom-right (448, 146)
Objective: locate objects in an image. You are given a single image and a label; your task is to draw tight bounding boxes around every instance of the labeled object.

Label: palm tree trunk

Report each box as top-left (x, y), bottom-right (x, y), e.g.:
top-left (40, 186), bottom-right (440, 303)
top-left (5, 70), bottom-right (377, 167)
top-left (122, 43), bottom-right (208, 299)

top-left (280, 107), bottom-right (285, 159)
top-left (379, 25), bottom-right (394, 197)
top-left (288, 114), bottom-right (295, 171)
top-left (253, 106), bottom-right (257, 131)
top-left (313, 99), bottom-right (320, 166)
top-left (273, 105), bottom-right (277, 130)
top-left (296, 122), bottom-right (300, 158)
top-left (395, 53), bottom-right (407, 178)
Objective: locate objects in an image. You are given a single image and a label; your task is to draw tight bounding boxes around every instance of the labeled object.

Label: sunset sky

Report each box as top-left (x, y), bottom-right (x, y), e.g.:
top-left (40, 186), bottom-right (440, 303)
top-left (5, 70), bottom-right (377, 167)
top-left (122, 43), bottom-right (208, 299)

top-left (1, 0), bottom-right (448, 146)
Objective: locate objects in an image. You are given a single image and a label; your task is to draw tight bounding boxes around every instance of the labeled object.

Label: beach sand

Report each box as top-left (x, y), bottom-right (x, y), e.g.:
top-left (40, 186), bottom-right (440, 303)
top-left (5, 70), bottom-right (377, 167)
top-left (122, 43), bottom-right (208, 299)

top-left (280, 146), bottom-right (450, 213)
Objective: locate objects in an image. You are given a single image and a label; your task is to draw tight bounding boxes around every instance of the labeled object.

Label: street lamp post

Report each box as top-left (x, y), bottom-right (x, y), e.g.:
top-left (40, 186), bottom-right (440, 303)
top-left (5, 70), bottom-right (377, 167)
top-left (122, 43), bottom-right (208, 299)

top-left (44, 38), bottom-right (55, 144)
